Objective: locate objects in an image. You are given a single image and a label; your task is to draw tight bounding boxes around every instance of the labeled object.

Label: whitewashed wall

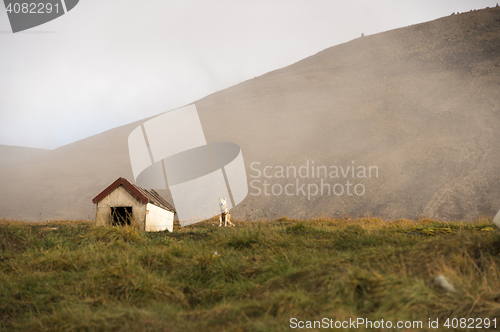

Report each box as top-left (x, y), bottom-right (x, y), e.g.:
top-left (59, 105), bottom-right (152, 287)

top-left (145, 203), bottom-right (174, 232)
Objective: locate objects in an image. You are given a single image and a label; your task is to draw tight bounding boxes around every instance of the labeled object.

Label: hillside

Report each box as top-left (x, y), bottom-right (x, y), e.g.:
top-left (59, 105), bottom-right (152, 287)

top-left (1, 7), bottom-right (499, 221)
top-left (0, 145), bottom-right (48, 166)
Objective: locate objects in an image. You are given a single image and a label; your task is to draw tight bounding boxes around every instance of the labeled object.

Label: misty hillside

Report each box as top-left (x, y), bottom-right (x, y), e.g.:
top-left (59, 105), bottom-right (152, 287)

top-left (0, 145), bottom-right (48, 167)
top-left (1, 7), bottom-right (499, 221)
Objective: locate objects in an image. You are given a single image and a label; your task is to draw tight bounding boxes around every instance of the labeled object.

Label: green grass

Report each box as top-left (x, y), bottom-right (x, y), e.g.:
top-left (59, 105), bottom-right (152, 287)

top-left (1, 217), bottom-right (500, 331)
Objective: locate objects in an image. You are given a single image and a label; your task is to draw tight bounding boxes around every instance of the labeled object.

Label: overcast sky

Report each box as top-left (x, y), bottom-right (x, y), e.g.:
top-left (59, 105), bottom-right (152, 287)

top-left (0, 0), bottom-right (497, 150)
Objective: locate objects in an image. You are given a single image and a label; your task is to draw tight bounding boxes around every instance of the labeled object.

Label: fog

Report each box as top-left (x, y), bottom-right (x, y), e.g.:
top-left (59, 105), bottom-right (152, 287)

top-left (0, 0), bottom-right (496, 149)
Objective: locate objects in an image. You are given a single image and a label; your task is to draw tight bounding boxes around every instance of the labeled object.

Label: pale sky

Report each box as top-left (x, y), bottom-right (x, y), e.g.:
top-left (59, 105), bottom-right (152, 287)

top-left (0, 0), bottom-right (497, 149)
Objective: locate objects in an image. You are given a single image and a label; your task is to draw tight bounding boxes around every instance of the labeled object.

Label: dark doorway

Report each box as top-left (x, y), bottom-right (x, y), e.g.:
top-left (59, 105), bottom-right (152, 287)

top-left (111, 206), bottom-right (132, 226)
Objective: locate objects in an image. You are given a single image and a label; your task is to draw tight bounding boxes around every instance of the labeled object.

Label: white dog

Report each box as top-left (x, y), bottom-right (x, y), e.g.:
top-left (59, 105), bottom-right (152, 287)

top-left (219, 197), bottom-right (235, 227)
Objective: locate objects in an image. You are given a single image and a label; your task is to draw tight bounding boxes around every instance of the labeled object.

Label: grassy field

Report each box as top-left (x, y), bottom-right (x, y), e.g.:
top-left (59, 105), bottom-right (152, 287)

top-left (1, 217), bottom-right (500, 331)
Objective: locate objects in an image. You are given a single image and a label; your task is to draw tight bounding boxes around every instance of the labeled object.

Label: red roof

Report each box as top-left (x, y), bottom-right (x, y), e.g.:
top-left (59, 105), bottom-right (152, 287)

top-left (92, 177), bottom-right (176, 213)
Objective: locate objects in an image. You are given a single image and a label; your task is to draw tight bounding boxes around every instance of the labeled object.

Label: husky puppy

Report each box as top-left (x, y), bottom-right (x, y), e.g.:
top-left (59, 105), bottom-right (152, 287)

top-left (219, 197), bottom-right (235, 227)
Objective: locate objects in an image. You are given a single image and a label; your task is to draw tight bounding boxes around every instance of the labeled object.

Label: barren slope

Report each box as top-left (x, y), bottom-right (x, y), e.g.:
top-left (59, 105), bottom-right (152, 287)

top-left (1, 7), bottom-right (499, 221)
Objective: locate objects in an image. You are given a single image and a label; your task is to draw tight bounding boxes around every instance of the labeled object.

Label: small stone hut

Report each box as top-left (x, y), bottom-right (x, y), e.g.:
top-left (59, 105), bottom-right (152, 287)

top-left (92, 177), bottom-right (176, 232)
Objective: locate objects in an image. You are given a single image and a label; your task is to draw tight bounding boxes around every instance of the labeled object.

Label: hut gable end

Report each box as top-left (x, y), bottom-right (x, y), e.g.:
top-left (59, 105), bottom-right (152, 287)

top-left (94, 185), bottom-right (147, 229)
